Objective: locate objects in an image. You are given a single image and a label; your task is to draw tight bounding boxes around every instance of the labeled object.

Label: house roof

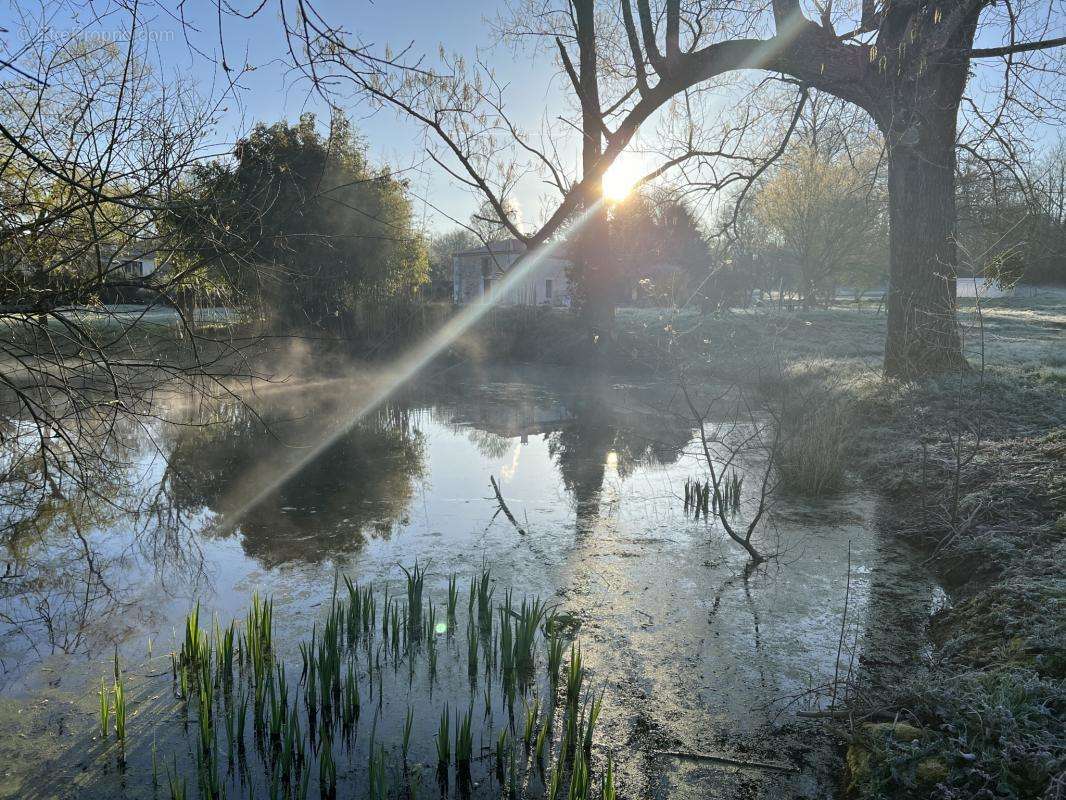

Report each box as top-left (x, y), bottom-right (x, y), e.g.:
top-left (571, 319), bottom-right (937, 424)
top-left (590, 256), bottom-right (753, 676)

top-left (454, 238), bottom-right (526, 258)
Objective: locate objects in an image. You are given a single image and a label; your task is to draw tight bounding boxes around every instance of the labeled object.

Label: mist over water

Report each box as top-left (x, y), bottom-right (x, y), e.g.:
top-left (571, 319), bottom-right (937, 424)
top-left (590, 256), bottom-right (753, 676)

top-left (0, 362), bottom-right (941, 798)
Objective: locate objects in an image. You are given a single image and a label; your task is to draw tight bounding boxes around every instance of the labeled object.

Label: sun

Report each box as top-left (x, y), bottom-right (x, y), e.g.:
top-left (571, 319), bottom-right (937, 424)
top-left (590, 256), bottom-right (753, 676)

top-left (601, 159), bottom-right (640, 202)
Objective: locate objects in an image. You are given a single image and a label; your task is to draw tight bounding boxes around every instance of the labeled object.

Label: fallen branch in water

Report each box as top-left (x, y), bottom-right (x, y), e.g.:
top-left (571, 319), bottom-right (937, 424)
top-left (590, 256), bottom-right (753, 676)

top-left (490, 475), bottom-right (525, 535)
top-left (654, 749), bottom-right (796, 772)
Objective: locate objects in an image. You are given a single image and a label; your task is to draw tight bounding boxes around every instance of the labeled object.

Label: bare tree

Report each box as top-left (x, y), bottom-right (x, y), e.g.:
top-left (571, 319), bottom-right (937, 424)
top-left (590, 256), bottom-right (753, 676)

top-left (261, 0), bottom-right (1065, 376)
top-left (0, 2), bottom-right (265, 533)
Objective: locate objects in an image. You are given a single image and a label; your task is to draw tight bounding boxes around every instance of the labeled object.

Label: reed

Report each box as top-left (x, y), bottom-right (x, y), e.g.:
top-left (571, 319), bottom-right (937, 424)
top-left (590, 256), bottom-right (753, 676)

top-left (523, 697), bottom-right (540, 748)
top-left (580, 689), bottom-right (603, 753)
top-left (512, 596), bottom-right (546, 675)
top-left (547, 631), bottom-right (564, 688)
top-left (435, 707), bottom-right (451, 768)
top-left (454, 707), bottom-right (473, 770)
top-left (342, 661), bottom-right (360, 731)
top-left (368, 744), bottom-right (389, 800)
top-left (98, 679), bottom-right (110, 738)
top-left (246, 592), bottom-right (273, 685)
top-left (402, 706), bottom-right (413, 761)
top-left (547, 761), bottom-right (562, 800)
top-left (447, 574), bottom-right (459, 622)
top-left (568, 746), bottom-right (590, 800)
top-left (166, 762), bottom-right (187, 800)
top-left (534, 708), bottom-right (552, 763)
top-left (318, 734), bottom-right (337, 800)
top-left (476, 568), bottom-right (494, 628)
top-left (602, 755), bottom-right (617, 800)
top-left (400, 562), bottom-right (427, 625)
top-left (466, 620), bottom-right (479, 675)
top-left (565, 644), bottom-right (584, 710)
top-left (113, 679), bottom-right (127, 742)
top-left (495, 728), bottom-right (507, 779)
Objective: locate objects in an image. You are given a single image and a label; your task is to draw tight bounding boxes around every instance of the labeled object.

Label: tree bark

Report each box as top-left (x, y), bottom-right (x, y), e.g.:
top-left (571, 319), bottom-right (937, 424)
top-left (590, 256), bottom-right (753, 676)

top-left (572, 0), bottom-right (616, 355)
top-left (881, 89), bottom-right (970, 377)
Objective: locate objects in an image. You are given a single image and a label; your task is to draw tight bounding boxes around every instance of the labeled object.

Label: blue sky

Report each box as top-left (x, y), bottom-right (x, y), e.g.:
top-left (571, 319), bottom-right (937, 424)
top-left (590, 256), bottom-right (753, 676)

top-left (2, 1), bottom-right (1059, 235)
top-left (0, 0), bottom-right (569, 232)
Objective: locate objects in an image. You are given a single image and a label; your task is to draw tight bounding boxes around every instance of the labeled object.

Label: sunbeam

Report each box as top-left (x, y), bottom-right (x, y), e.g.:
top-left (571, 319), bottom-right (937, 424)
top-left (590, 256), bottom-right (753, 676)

top-left (212, 200), bottom-right (606, 532)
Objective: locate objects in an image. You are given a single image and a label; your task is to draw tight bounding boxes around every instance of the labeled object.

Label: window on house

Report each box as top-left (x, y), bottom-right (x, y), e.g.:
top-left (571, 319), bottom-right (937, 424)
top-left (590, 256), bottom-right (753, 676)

top-left (545, 279), bottom-right (553, 301)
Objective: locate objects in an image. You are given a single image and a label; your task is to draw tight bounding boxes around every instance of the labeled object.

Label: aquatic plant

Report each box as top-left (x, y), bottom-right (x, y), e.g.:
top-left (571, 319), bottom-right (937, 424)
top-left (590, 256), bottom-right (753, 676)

top-left (566, 644), bottom-right (585, 709)
top-left (111, 566), bottom-right (620, 800)
top-left (495, 728), bottom-right (508, 779)
top-left (476, 567), bottom-right (494, 627)
top-left (318, 732), bottom-right (337, 800)
top-left (98, 679), bottom-right (110, 739)
top-left (454, 707), bottom-right (473, 770)
top-left (580, 689), bottom-right (603, 753)
top-left (166, 762), bottom-right (187, 800)
top-left (546, 761), bottom-right (562, 800)
top-left (568, 746), bottom-right (590, 800)
top-left (534, 708), bottom-right (552, 764)
top-left (547, 631), bottom-right (565, 687)
top-left (447, 574), bottom-right (459, 622)
top-left (401, 562), bottom-right (427, 624)
top-left (113, 679), bottom-right (127, 742)
top-left (466, 619), bottom-right (479, 675)
top-left (523, 697), bottom-right (540, 748)
top-left (368, 744), bottom-right (389, 800)
top-left (601, 755), bottom-right (617, 800)
top-left (512, 596), bottom-right (546, 674)
top-left (402, 706), bottom-right (413, 761)
top-left (435, 706), bottom-right (451, 768)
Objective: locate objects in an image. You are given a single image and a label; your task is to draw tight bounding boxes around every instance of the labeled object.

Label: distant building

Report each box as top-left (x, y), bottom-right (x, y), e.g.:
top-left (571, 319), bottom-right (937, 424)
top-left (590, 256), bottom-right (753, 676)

top-left (452, 238), bottom-right (572, 307)
top-left (102, 241), bottom-right (160, 279)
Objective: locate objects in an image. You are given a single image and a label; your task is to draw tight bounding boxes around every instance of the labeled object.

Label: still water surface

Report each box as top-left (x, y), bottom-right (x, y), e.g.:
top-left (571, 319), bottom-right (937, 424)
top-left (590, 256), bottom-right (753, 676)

top-left (0, 365), bottom-right (939, 798)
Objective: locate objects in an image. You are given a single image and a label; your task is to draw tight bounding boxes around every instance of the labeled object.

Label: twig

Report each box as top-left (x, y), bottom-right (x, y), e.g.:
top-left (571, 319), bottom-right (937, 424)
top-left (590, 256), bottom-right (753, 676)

top-left (490, 476), bottom-right (525, 535)
top-left (654, 749), bottom-right (796, 772)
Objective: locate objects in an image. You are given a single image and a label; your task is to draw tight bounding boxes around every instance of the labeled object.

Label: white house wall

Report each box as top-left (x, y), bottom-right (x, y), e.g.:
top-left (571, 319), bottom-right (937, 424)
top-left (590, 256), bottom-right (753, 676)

top-left (452, 252), bottom-right (572, 307)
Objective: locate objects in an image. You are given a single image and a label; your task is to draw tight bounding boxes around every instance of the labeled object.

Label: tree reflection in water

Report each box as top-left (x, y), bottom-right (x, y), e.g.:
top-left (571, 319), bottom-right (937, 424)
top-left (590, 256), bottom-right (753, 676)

top-left (164, 400), bottom-right (426, 565)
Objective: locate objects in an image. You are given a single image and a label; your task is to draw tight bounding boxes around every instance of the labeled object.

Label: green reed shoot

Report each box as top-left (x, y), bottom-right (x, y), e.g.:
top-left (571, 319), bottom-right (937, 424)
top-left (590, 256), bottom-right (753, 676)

top-left (318, 735), bottom-right (336, 800)
top-left (166, 761), bottom-right (187, 800)
top-left (436, 706), bottom-right (451, 767)
top-left (454, 707), bottom-right (473, 768)
top-left (495, 728), bottom-right (507, 779)
top-left (98, 679), bottom-right (110, 738)
top-left (581, 688), bottom-right (604, 752)
top-left (476, 567), bottom-right (494, 627)
top-left (113, 679), bottom-right (126, 742)
top-left (400, 562), bottom-right (427, 622)
top-left (547, 630), bottom-right (564, 688)
top-left (447, 574), bottom-right (459, 622)
top-left (535, 708), bottom-right (552, 763)
top-left (547, 761), bottom-right (562, 800)
top-left (466, 621), bottom-right (479, 675)
top-left (566, 643), bottom-right (584, 709)
top-left (569, 746), bottom-right (590, 800)
top-left (512, 596), bottom-right (546, 674)
top-left (368, 744), bottom-right (389, 800)
top-left (342, 661), bottom-right (360, 730)
top-left (402, 705), bottom-right (413, 761)
top-left (523, 697), bottom-right (540, 747)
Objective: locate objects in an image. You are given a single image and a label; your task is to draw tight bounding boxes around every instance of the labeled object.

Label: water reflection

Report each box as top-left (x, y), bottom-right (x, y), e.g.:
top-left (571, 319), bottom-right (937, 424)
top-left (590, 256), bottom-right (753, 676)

top-left (0, 365), bottom-right (944, 800)
top-left (164, 401), bottom-right (426, 565)
top-left (0, 367), bottom-right (697, 675)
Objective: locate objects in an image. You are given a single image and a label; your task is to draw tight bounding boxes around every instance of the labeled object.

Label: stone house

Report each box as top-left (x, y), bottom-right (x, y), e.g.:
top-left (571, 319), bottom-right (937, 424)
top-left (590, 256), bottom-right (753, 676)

top-left (452, 238), bottom-right (572, 306)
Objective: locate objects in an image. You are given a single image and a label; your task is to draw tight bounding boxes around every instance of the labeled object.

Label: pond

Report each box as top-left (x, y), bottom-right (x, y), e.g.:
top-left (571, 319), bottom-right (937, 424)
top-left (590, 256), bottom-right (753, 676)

top-left (0, 364), bottom-right (941, 799)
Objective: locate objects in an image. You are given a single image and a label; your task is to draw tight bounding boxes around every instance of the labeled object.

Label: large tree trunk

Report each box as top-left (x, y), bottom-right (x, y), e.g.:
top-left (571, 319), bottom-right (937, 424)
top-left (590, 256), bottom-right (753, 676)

top-left (572, 0), bottom-right (616, 357)
top-left (883, 106), bottom-right (968, 378)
